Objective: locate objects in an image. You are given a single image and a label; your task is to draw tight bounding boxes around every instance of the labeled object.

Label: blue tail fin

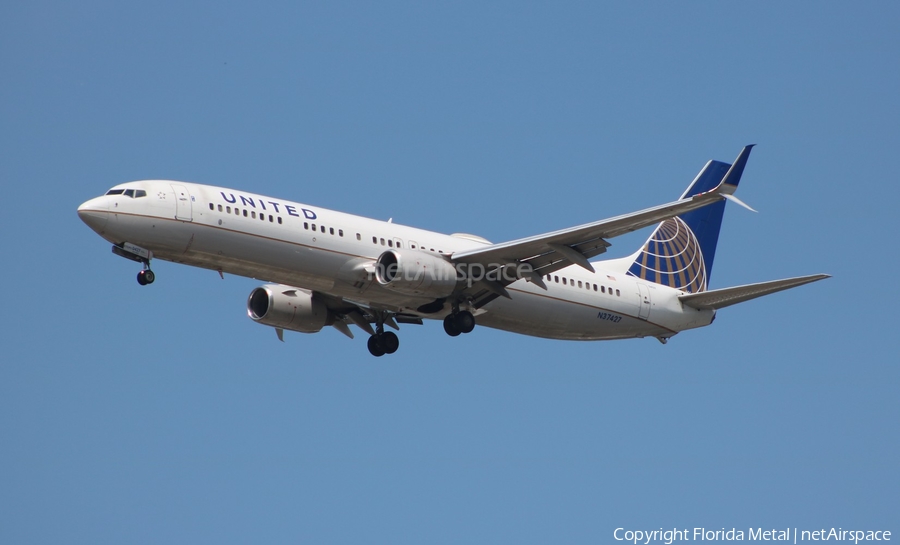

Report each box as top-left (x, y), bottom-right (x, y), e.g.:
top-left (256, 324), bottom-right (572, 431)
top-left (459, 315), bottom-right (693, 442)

top-left (626, 146), bottom-right (754, 293)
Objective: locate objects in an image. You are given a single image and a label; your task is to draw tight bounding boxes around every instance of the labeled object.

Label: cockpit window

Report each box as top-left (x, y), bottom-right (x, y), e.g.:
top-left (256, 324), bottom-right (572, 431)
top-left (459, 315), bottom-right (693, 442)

top-left (107, 188), bottom-right (147, 198)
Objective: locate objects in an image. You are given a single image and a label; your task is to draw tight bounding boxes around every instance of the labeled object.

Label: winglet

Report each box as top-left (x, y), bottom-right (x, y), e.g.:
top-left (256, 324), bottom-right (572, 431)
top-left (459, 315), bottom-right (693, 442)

top-left (716, 144), bottom-right (755, 195)
top-left (722, 193), bottom-right (757, 213)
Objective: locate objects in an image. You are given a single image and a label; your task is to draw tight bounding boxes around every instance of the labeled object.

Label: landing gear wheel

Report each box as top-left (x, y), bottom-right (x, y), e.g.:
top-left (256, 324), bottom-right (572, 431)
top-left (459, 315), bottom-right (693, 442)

top-left (381, 331), bottom-right (399, 354)
top-left (443, 314), bottom-right (461, 337)
top-left (367, 335), bottom-right (386, 357)
top-left (137, 269), bottom-right (155, 285)
top-left (455, 310), bottom-right (475, 334)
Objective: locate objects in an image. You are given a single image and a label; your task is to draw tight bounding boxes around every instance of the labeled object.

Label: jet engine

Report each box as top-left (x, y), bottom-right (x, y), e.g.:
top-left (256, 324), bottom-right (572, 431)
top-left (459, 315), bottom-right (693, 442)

top-left (375, 249), bottom-right (461, 298)
top-left (247, 284), bottom-right (328, 333)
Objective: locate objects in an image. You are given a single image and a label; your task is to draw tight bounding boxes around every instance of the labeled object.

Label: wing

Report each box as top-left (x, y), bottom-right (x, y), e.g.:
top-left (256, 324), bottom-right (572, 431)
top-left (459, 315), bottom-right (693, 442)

top-left (451, 146), bottom-right (753, 306)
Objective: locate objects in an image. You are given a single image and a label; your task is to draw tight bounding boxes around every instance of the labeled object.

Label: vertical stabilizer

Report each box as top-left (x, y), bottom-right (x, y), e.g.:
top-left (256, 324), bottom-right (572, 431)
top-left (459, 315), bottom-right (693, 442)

top-left (626, 146), bottom-right (754, 293)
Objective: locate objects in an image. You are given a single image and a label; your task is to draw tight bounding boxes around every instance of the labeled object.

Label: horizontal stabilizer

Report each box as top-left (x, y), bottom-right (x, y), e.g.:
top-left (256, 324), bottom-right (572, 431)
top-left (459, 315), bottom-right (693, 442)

top-left (679, 274), bottom-right (830, 310)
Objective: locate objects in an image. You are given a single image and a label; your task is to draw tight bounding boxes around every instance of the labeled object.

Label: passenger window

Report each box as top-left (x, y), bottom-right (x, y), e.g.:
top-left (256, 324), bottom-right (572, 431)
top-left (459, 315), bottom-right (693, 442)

top-left (578, 281), bottom-right (582, 288)
top-left (209, 203), bottom-right (214, 211)
top-left (554, 276), bottom-right (559, 283)
top-left (304, 222), bottom-right (308, 229)
top-left (260, 214), bottom-right (265, 221)
top-left (330, 227), bottom-right (334, 235)
top-left (243, 210), bottom-right (247, 217)
top-left (252, 211), bottom-right (257, 219)
top-left (278, 217), bottom-right (282, 224)
top-left (601, 286), bottom-right (606, 293)
top-left (269, 215), bottom-right (274, 222)
top-left (616, 289), bottom-right (620, 296)
top-left (218, 205), bottom-right (223, 212)
top-left (593, 284), bottom-right (597, 291)
top-left (339, 229), bottom-right (343, 237)
top-left (372, 236), bottom-right (377, 244)
top-left (388, 240), bottom-right (393, 247)
top-left (226, 206), bottom-right (231, 213)
top-left (235, 208), bottom-right (240, 215)
top-left (381, 238), bottom-right (386, 246)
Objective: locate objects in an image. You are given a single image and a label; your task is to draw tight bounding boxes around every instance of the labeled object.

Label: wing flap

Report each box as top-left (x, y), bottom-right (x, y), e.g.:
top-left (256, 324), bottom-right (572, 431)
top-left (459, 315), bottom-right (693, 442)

top-left (678, 274), bottom-right (830, 310)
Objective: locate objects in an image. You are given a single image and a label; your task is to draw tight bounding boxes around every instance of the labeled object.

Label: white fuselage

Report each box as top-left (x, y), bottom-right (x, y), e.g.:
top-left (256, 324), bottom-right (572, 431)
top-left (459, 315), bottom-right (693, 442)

top-left (77, 180), bottom-right (715, 341)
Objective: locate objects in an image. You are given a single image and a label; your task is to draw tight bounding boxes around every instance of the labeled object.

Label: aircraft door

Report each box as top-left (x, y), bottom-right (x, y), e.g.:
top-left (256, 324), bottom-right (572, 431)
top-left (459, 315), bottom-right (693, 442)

top-left (171, 184), bottom-right (193, 222)
top-left (637, 283), bottom-right (651, 320)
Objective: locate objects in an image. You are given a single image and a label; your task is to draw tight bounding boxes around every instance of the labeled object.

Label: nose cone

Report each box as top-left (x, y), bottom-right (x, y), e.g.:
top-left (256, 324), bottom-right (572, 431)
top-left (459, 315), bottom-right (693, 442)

top-left (77, 196), bottom-right (109, 233)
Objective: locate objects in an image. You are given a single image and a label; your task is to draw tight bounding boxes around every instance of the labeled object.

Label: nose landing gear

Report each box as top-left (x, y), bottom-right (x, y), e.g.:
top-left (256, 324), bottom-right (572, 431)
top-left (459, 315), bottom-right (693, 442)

top-left (137, 268), bottom-right (156, 285)
top-left (111, 243), bottom-right (156, 286)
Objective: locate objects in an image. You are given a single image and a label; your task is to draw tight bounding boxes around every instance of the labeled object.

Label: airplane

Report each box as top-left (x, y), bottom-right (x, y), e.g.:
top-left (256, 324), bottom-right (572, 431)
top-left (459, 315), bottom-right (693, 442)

top-left (77, 145), bottom-right (828, 357)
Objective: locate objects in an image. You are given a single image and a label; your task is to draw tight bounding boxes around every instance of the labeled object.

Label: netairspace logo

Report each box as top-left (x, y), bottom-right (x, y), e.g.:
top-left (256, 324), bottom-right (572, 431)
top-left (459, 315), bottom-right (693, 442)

top-left (613, 528), bottom-right (892, 544)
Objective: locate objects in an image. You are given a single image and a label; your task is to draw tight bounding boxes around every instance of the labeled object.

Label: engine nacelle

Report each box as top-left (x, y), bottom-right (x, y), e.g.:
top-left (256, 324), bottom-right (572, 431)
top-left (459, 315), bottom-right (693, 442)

top-left (375, 249), bottom-right (461, 298)
top-left (247, 284), bottom-right (328, 333)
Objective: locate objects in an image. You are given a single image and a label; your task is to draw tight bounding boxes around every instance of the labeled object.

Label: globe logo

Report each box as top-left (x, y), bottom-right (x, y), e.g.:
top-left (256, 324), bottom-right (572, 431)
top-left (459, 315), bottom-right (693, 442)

top-left (627, 217), bottom-right (708, 293)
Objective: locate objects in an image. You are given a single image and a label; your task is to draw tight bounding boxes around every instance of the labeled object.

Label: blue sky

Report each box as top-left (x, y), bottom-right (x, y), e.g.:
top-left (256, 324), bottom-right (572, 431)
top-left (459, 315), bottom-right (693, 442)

top-left (1, 2), bottom-right (897, 543)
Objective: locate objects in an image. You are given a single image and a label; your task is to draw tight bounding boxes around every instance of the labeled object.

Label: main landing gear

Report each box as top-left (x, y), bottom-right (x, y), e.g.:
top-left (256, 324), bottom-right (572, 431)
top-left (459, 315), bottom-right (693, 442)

top-left (364, 308), bottom-right (476, 357)
top-left (367, 330), bottom-right (399, 357)
top-left (443, 310), bottom-right (475, 337)
top-left (367, 311), bottom-right (400, 357)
